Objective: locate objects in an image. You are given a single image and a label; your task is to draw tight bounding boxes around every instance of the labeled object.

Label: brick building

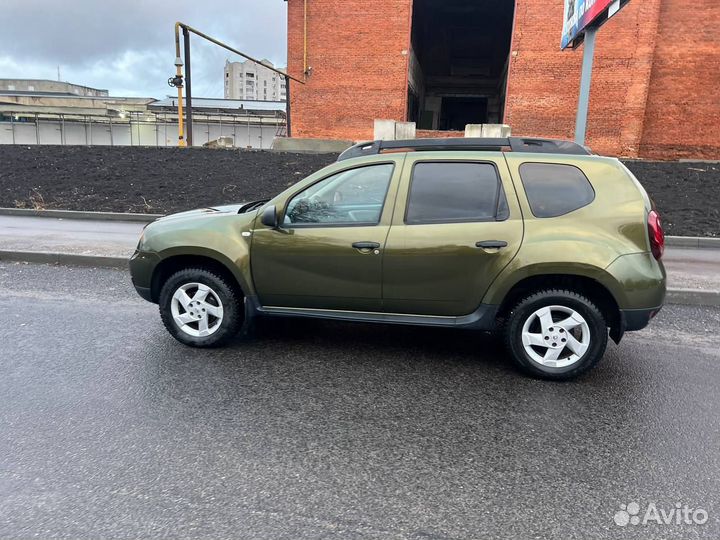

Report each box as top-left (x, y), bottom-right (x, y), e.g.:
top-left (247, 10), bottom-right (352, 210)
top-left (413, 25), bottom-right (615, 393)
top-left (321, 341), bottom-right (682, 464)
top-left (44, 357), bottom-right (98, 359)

top-left (285, 0), bottom-right (720, 159)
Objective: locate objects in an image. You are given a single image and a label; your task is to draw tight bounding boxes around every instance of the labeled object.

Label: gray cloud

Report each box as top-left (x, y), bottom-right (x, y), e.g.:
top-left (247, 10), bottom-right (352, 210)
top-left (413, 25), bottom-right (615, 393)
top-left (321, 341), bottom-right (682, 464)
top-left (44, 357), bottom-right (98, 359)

top-left (0, 0), bottom-right (287, 98)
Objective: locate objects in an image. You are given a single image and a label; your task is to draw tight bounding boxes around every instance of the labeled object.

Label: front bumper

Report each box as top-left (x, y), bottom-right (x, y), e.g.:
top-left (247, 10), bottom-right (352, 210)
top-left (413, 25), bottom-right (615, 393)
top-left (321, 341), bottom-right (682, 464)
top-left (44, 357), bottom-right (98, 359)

top-left (129, 249), bottom-right (161, 303)
top-left (133, 284), bottom-right (153, 302)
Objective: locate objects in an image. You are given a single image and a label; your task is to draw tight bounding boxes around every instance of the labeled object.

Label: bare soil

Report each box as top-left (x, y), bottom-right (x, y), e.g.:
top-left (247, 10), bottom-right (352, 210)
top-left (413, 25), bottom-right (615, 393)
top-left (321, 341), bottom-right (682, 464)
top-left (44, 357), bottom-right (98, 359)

top-left (0, 145), bottom-right (717, 236)
top-left (623, 160), bottom-right (719, 237)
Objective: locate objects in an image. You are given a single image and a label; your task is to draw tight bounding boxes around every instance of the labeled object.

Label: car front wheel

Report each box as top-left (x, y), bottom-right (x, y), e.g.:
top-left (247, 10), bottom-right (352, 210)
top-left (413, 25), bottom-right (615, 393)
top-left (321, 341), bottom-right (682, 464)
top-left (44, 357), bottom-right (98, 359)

top-left (505, 289), bottom-right (608, 380)
top-left (158, 268), bottom-right (244, 347)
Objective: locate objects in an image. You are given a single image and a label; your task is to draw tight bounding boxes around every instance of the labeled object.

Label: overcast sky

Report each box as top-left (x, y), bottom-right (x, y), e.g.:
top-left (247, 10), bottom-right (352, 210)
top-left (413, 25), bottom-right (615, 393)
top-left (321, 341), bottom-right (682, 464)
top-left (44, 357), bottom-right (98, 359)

top-left (0, 0), bottom-right (287, 99)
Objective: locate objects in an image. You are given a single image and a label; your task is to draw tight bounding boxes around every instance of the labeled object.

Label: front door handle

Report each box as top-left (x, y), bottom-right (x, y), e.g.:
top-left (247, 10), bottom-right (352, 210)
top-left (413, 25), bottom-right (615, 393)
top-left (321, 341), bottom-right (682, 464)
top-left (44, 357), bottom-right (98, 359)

top-left (476, 240), bottom-right (508, 249)
top-left (352, 241), bottom-right (381, 250)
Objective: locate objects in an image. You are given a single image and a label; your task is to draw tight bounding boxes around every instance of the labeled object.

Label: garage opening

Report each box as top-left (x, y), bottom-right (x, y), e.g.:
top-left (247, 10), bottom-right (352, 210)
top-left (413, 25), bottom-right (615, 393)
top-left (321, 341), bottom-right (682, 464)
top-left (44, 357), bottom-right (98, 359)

top-left (407, 0), bottom-right (515, 131)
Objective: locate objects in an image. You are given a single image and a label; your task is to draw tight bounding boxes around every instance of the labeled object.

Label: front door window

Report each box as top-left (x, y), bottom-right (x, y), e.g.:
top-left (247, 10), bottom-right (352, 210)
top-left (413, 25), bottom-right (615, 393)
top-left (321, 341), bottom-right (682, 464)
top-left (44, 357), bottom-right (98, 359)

top-left (284, 164), bottom-right (394, 226)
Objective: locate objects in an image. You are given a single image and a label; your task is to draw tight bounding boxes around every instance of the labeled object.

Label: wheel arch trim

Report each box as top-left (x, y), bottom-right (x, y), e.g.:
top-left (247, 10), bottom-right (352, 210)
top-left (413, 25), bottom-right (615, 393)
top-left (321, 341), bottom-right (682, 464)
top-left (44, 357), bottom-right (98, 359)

top-left (150, 247), bottom-right (253, 302)
top-left (484, 262), bottom-right (627, 308)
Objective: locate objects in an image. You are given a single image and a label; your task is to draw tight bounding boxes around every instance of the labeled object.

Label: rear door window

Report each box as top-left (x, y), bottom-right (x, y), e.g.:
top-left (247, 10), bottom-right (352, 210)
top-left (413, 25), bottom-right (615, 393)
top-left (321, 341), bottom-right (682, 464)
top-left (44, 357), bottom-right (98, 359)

top-left (519, 163), bottom-right (595, 218)
top-left (405, 162), bottom-right (508, 224)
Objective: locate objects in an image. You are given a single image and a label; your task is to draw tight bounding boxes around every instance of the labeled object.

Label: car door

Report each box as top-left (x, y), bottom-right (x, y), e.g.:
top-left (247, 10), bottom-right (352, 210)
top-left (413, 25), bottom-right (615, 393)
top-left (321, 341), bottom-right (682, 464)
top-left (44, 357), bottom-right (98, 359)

top-left (250, 158), bottom-right (403, 311)
top-left (382, 153), bottom-right (524, 316)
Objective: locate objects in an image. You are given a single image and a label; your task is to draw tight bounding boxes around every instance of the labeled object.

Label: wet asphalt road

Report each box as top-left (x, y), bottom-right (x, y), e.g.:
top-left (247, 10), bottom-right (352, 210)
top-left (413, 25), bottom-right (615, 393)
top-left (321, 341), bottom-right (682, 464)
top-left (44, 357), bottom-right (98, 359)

top-left (1, 262), bottom-right (719, 540)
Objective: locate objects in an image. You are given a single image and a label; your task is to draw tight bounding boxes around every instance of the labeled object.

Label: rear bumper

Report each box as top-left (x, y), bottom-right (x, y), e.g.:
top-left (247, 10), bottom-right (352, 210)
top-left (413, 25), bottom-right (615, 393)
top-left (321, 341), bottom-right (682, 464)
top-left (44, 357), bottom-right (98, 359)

top-left (610, 306), bottom-right (662, 344)
top-left (604, 252), bottom-right (667, 309)
top-left (622, 306), bottom-right (663, 332)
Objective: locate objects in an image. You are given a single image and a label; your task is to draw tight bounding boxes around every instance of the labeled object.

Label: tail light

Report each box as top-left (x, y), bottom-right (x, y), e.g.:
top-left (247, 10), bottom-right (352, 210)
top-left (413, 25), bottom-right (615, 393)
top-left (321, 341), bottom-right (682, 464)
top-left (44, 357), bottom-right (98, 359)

top-left (648, 209), bottom-right (665, 260)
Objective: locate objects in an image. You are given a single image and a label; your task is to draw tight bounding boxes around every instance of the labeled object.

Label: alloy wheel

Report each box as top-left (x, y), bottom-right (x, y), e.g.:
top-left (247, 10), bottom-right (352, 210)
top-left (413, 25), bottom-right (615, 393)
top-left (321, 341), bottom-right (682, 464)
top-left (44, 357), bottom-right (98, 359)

top-left (170, 282), bottom-right (224, 337)
top-left (520, 305), bottom-right (591, 368)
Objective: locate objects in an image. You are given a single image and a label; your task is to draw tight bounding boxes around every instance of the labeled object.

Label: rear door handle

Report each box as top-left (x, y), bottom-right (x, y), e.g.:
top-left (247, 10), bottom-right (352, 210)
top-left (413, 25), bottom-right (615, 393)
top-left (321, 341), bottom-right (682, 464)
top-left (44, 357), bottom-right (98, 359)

top-left (352, 241), bottom-right (381, 250)
top-left (476, 240), bottom-right (508, 249)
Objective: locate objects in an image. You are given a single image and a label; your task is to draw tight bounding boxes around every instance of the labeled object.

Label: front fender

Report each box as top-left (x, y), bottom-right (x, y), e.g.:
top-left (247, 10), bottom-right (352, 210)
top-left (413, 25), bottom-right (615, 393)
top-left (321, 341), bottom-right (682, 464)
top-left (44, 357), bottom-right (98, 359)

top-left (140, 213), bottom-right (256, 296)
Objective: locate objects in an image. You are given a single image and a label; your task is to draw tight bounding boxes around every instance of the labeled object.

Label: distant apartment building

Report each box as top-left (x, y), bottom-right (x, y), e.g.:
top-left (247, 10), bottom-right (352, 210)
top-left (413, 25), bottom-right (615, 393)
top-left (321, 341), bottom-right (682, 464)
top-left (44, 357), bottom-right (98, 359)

top-left (224, 59), bottom-right (287, 102)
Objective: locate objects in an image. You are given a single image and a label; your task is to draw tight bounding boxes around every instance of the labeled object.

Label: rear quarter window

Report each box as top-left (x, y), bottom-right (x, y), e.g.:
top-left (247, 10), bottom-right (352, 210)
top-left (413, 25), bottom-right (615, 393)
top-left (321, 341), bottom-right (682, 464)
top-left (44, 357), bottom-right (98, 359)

top-left (519, 163), bottom-right (595, 218)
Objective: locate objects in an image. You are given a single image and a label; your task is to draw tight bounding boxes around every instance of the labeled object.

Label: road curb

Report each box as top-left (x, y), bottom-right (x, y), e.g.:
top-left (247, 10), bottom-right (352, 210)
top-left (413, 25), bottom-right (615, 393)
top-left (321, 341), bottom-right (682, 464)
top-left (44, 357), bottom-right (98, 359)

top-left (2, 248), bottom-right (719, 307)
top-left (666, 236), bottom-right (720, 249)
top-left (665, 288), bottom-right (720, 307)
top-left (0, 250), bottom-right (128, 269)
top-left (0, 208), bottom-right (162, 223)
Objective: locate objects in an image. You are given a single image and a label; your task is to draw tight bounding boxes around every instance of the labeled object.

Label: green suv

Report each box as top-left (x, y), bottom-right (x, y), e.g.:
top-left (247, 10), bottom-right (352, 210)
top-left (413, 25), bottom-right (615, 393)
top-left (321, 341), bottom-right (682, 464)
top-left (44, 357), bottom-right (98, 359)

top-left (129, 137), bottom-right (666, 380)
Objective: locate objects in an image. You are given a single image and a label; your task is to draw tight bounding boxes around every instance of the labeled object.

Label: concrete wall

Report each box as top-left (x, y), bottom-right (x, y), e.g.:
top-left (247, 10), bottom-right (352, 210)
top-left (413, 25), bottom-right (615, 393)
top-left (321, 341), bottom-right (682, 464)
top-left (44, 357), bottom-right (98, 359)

top-left (0, 119), bottom-right (279, 149)
top-left (0, 94), bottom-right (152, 110)
top-left (0, 79), bottom-right (109, 97)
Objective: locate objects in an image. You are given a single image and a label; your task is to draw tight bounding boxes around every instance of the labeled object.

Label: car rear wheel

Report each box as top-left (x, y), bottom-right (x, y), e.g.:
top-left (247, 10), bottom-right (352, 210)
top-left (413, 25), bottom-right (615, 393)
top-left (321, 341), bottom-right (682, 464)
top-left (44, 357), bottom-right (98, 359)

top-left (504, 289), bottom-right (608, 380)
top-left (159, 268), bottom-right (244, 347)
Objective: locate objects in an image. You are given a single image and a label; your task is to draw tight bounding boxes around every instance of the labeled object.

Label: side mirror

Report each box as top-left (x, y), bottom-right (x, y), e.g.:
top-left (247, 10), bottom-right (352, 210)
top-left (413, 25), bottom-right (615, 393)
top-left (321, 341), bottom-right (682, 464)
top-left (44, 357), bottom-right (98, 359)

top-left (260, 205), bottom-right (279, 228)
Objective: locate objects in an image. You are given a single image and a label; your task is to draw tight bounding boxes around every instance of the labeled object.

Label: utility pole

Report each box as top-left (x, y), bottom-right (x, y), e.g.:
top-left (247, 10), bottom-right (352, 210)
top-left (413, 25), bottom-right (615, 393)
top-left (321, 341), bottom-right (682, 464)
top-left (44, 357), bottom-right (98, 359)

top-left (568, 0), bottom-right (628, 145)
top-left (574, 27), bottom-right (597, 146)
top-left (285, 74), bottom-right (292, 137)
top-left (183, 26), bottom-right (193, 147)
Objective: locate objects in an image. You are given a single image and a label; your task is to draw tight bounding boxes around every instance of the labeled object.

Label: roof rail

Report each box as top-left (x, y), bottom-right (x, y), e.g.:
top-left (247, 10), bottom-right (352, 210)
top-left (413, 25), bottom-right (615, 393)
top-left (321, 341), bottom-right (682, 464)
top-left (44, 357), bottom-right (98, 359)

top-left (337, 137), bottom-right (591, 161)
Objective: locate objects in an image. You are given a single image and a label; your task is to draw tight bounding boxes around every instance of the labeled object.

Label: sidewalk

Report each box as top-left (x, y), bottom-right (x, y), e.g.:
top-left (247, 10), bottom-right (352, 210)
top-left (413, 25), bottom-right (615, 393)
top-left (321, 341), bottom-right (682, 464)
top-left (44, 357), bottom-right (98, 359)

top-left (663, 247), bottom-right (720, 291)
top-left (0, 214), bottom-right (718, 306)
top-left (0, 214), bottom-right (143, 258)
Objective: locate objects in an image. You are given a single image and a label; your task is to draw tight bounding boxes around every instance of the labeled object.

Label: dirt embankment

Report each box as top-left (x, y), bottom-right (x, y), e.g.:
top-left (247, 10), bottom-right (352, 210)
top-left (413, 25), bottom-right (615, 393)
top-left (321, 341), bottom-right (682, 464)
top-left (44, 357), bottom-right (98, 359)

top-left (0, 146), bottom-right (717, 236)
top-left (0, 146), bottom-right (336, 215)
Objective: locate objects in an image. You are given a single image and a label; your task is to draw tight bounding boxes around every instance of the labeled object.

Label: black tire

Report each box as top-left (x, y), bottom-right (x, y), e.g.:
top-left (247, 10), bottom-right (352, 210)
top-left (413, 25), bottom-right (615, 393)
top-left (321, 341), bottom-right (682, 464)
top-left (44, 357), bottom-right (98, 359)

top-left (504, 289), bottom-right (608, 380)
top-left (158, 268), bottom-right (245, 348)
